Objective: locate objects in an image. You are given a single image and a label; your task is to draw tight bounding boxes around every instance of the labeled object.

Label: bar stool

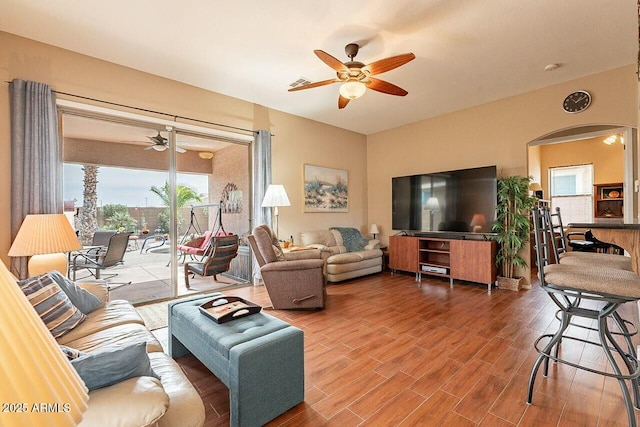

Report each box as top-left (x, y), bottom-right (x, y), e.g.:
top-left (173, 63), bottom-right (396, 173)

top-left (529, 206), bottom-right (640, 427)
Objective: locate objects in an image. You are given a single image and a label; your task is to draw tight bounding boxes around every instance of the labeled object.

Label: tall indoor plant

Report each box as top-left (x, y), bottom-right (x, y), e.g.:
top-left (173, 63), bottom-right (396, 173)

top-left (492, 175), bottom-right (537, 290)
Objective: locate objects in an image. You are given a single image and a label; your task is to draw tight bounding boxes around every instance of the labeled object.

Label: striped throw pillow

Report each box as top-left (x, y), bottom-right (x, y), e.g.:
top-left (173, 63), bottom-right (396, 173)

top-left (19, 274), bottom-right (86, 338)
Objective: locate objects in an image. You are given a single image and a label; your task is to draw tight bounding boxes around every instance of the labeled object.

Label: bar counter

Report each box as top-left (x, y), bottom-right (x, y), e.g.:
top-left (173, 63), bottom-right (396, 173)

top-left (568, 218), bottom-right (640, 274)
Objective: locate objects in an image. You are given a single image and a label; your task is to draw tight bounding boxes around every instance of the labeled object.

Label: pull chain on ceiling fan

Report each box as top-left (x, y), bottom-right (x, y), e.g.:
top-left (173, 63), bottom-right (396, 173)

top-left (288, 43), bottom-right (415, 109)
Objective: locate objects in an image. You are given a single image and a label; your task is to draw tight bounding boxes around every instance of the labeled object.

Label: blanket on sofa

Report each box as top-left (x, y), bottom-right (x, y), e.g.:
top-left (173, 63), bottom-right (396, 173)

top-left (330, 227), bottom-right (369, 252)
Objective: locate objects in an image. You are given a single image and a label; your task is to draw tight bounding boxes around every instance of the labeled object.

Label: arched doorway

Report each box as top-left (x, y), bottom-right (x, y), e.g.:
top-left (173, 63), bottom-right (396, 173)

top-left (528, 124), bottom-right (636, 221)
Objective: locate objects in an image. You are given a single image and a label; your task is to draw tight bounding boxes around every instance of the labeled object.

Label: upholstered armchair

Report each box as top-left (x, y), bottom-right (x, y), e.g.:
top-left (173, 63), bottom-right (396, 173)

top-left (248, 225), bottom-right (326, 309)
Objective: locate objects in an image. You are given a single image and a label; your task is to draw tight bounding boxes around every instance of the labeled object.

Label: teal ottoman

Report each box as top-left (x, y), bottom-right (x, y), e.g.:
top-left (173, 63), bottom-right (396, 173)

top-left (168, 293), bottom-right (304, 427)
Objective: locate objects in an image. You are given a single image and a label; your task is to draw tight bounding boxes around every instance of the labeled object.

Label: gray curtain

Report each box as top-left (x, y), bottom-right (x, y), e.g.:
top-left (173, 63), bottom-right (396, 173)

top-left (10, 79), bottom-right (62, 278)
top-left (252, 129), bottom-right (271, 284)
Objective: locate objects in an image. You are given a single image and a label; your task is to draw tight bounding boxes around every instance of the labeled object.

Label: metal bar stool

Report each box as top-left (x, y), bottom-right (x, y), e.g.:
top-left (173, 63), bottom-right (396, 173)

top-left (529, 206), bottom-right (640, 427)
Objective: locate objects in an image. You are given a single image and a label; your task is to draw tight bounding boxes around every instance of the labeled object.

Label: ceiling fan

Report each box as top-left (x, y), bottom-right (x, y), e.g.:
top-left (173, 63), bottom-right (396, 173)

top-left (288, 43), bottom-right (415, 109)
top-left (145, 132), bottom-right (186, 153)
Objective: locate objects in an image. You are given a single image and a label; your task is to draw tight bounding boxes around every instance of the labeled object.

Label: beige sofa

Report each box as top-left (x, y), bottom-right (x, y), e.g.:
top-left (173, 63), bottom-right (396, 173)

top-left (58, 281), bottom-right (205, 427)
top-left (300, 229), bottom-right (382, 282)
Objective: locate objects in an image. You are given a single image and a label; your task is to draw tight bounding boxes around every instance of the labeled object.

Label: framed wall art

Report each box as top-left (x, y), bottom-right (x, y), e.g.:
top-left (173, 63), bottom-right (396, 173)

top-left (304, 164), bottom-right (348, 212)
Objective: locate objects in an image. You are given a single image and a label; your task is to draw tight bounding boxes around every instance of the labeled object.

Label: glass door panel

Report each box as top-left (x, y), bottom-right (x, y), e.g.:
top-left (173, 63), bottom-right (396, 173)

top-left (61, 114), bottom-right (175, 304)
top-left (174, 131), bottom-right (252, 294)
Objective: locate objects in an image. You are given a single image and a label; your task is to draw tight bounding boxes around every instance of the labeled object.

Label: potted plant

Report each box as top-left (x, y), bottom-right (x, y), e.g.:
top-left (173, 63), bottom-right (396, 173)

top-left (492, 175), bottom-right (537, 290)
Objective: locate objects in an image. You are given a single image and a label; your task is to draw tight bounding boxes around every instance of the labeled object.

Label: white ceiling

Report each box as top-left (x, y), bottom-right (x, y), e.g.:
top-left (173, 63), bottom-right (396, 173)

top-left (1, 0), bottom-right (636, 135)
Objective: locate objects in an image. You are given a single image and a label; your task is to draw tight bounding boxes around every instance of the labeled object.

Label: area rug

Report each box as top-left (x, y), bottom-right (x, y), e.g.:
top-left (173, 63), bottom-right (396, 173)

top-left (135, 282), bottom-right (252, 331)
top-left (136, 301), bottom-right (169, 331)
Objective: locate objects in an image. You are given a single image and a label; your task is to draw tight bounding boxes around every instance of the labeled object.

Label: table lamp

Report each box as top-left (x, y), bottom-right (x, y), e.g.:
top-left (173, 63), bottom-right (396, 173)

top-left (470, 213), bottom-right (487, 233)
top-left (425, 197), bottom-right (440, 231)
top-left (0, 260), bottom-right (89, 426)
top-left (261, 184), bottom-right (291, 239)
top-left (369, 224), bottom-right (379, 240)
top-left (529, 182), bottom-right (543, 199)
top-left (8, 214), bottom-right (82, 277)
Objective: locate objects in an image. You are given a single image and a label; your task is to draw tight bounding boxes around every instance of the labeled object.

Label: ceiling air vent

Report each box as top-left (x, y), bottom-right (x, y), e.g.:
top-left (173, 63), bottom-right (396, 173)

top-left (289, 77), bottom-right (312, 88)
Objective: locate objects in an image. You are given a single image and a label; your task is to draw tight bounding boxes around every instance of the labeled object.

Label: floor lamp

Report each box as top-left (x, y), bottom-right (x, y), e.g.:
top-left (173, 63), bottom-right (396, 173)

top-left (261, 184), bottom-right (291, 239)
top-left (8, 214), bottom-right (82, 277)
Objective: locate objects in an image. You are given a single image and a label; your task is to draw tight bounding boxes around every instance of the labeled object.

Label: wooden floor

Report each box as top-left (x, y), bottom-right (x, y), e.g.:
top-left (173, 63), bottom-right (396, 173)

top-left (159, 271), bottom-right (639, 426)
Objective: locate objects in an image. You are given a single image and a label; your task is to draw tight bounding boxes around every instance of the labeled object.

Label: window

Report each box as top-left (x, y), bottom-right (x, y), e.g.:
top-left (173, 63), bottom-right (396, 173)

top-left (549, 164), bottom-right (593, 223)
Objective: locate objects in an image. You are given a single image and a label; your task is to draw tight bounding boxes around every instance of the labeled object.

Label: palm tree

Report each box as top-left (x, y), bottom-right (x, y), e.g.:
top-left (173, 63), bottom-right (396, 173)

top-left (150, 181), bottom-right (203, 233)
top-left (79, 165), bottom-right (99, 245)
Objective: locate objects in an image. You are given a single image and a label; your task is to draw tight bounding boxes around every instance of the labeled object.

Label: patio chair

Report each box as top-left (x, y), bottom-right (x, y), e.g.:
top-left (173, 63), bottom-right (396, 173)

top-left (184, 234), bottom-right (239, 288)
top-left (91, 230), bottom-right (117, 247)
top-left (69, 232), bottom-right (131, 285)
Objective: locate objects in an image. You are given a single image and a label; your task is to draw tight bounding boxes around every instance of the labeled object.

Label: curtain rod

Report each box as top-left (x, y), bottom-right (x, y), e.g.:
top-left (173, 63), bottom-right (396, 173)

top-left (5, 80), bottom-right (257, 135)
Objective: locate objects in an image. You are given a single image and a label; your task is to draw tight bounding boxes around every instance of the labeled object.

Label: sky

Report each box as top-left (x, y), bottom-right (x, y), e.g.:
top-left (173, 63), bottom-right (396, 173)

top-left (63, 164), bottom-right (209, 208)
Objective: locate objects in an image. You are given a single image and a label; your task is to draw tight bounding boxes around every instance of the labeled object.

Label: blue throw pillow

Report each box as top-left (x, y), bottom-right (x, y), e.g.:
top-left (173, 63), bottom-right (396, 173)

top-left (47, 270), bottom-right (102, 314)
top-left (18, 273), bottom-right (86, 338)
top-left (71, 342), bottom-right (160, 391)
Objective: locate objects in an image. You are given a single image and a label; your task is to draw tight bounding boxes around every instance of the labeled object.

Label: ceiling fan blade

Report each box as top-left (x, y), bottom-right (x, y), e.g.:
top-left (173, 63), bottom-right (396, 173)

top-left (314, 50), bottom-right (349, 73)
top-left (144, 146), bottom-right (154, 151)
top-left (362, 53), bottom-right (416, 75)
top-left (176, 146), bottom-right (187, 154)
top-left (367, 77), bottom-right (408, 96)
top-left (288, 79), bottom-right (340, 92)
top-left (338, 95), bottom-right (350, 109)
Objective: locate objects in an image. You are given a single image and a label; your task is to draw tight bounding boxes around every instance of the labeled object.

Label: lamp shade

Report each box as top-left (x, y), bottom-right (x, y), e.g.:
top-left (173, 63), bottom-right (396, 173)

top-left (425, 197), bottom-right (440, 211)
top-left (0, 261), bottom-right (89, 425)
top-left (8, 214), bottom-right (82, 257)
top-left (529, 182), bottom-right (543, 192)
top-left (261, 185), bottom-right (291, 207)
top-left (369, 224), bottom-right (380, 235)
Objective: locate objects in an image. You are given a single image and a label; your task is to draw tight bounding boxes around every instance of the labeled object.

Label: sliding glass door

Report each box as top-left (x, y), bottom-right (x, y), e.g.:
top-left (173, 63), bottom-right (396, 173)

top-left (60, 110), bottom-right (252, 305)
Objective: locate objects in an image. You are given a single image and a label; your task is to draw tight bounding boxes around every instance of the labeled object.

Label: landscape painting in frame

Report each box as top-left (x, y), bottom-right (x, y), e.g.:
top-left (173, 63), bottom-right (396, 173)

top-left (304, 164), bottom-right (348, 212)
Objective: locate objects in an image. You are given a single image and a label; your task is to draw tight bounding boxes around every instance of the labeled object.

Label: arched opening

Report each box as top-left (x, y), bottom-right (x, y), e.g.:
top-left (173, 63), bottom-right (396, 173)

top-left (528, 124), bottom-right (636, 222)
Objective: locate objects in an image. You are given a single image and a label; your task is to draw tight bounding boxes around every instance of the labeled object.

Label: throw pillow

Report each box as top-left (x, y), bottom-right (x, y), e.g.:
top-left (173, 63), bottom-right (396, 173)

top-left (272, 244), bottom-right (286, 261)
top-left (59, 345), bottom-right (85, 361)
top-left (71, 342), bottom-right (160, 391)
top-left (18, 274), bottom-right (86, 339)
top-left (47, 270), bottom-right (103, 314)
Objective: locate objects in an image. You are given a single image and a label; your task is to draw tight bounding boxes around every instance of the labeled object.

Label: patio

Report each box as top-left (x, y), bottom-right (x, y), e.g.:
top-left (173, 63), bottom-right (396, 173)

top-left (73, 242), bottom-right (252, 305)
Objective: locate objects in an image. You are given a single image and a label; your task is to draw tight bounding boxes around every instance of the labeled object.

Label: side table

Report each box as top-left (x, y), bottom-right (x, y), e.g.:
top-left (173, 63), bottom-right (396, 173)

top-left (381, 246), bottom-right (389, 270)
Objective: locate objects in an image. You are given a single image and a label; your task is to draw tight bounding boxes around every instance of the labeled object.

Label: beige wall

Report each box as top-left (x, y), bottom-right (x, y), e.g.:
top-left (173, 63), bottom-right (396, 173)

top-left (0, 31), bottom-right (367, 264)
top-left (538, 136), bottom-right (624, 198)
top-left (367, 65), bottom-right (637, 246)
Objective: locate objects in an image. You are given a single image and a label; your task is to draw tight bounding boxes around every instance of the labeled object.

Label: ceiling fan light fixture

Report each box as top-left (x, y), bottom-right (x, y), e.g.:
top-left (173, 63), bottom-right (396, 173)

top-left (198, 152), bottom-right (214, 159)
top-left (339, 81), bottom-right (366, 100)
top-left (151, 145), bottom-right (166, 151)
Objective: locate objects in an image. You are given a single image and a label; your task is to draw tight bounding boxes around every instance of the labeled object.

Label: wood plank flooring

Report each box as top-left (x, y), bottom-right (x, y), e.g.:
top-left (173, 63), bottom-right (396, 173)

top-left (157, 271), bottom-right (640, 426)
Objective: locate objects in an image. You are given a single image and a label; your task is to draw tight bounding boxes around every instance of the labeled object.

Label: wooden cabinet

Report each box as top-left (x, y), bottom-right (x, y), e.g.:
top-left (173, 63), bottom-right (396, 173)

top-left (594, 182), bottom-right (623, 218)
top-left (389, 236), bottom-right (419, 273)
top-left (450, 240), bottom-right (497, 285)
top-left (389, 235), bottom-right (497, 292)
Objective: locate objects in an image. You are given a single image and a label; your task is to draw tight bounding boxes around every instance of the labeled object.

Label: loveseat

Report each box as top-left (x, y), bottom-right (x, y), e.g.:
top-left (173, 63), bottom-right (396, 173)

top-left (300, 227), bottom-right (382, 282)
top-left (18, 271), bottom-right (205, 427)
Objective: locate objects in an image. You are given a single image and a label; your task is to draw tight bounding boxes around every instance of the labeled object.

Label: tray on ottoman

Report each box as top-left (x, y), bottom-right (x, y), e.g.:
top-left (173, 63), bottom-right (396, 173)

top-left (199, 296), bottom-right (261, 324)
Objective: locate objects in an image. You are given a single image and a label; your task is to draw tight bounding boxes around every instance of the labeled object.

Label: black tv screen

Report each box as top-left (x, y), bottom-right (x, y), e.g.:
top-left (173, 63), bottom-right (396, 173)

top-left (392, 165), bottom-right (497, 234)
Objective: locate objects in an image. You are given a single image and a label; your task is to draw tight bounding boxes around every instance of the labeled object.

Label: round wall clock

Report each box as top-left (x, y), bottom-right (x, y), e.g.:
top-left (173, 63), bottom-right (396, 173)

top-left (562, 90), bottom-right (591, 113)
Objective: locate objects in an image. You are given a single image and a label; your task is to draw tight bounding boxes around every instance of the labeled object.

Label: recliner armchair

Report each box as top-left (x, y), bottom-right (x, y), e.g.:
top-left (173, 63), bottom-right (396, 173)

top-left (248, 225), bottom-right (326, 309)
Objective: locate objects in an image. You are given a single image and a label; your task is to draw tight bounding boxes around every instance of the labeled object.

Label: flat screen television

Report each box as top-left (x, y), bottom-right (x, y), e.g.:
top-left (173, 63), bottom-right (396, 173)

top-left (392, 165), bottom-right (497, 234)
